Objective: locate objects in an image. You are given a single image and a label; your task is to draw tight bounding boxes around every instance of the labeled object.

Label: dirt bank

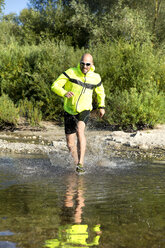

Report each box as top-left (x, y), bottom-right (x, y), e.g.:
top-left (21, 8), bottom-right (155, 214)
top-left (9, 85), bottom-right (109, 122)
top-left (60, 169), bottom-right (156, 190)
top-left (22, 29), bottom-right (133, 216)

top-left (0, 122), bottom-right (165, 160)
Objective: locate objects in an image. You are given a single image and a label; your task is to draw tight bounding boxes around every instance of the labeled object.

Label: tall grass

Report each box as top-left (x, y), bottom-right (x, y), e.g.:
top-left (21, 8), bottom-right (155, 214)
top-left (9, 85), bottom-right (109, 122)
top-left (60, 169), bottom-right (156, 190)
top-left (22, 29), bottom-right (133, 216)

top-left (0, 94), bottom-right (19, 129)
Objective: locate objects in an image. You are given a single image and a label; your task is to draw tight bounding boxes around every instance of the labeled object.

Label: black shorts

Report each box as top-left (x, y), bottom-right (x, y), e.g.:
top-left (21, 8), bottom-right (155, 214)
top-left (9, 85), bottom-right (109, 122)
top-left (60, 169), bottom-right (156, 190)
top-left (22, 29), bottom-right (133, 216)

top-left (64, 110), bottom-right (90, 134)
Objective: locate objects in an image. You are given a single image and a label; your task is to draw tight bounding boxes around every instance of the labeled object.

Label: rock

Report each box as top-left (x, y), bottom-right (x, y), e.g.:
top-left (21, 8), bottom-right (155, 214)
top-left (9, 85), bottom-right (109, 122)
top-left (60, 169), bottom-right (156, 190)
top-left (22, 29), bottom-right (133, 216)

top-left (0, 122), bottom-right (165, 160)
top-left (138, 144), bottom-right (149, 150)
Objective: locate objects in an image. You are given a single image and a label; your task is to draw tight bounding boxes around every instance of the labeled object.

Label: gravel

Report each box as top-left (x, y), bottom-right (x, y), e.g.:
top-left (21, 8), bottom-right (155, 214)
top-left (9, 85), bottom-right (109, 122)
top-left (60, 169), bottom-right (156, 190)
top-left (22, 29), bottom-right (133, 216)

top-left (0, 122), bottom-right (165, 160)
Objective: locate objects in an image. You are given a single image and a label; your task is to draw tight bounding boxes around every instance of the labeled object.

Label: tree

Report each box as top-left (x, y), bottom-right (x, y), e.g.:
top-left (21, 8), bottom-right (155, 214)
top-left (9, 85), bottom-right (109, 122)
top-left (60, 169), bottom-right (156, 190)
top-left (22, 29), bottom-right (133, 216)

top-left (28, 0), bottom-right (58, 11)
top-left (0, 15), bottom-right (21, 46)
top-left (19, 8), bottom-right (45, 44)
top-left (0, 0), bottom-right (4, 14)
top-left (122, 0), bottom-right (165, 46)
top-left (83, 0), bottom-right (117, 13)
top-left (18, 2), bottom-right (72, 45)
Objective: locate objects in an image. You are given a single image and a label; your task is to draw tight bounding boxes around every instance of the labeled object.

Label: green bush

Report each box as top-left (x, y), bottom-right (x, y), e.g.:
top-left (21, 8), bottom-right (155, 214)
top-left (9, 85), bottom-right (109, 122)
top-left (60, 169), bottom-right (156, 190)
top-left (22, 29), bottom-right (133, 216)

top-left (18, 98), bottom-right (42, 126)
top-left (1, 0), bottom-right (165, 130)
top-left (154, 55), bottom-right (165, 93)
top-left (106, 87), bottom-right (165, 129)
top-left (0, 41), bottom-right (84, 121)
top-left (90, 40), bottom-right (165, 128)
top-left (0, 20), bottom-right (20, 46)
top-left (0, 94), bottom-right (19, 128)
top-left (0, 39), bottom-right (165, 129)
top-left (92, 40), bottom-right (158, 93)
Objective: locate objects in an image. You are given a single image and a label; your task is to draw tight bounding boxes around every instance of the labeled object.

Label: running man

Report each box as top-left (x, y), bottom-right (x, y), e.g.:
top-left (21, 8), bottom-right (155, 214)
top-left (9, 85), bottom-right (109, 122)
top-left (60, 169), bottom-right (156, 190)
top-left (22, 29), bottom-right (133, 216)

top-left (51, 53), bottom-right (105, 172)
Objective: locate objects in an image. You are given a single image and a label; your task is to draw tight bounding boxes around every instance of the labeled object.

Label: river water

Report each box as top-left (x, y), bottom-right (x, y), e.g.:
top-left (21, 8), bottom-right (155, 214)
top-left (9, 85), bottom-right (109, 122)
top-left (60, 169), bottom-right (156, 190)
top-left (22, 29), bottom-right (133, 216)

top-left (0, 151), bottom-right (164, 248)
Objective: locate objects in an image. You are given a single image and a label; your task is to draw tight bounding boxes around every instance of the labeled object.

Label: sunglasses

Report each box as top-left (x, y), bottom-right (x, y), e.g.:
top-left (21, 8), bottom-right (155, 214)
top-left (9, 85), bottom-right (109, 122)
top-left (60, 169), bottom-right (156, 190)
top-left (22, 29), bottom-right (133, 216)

top-left (80, 62), bottom-right (91, 67)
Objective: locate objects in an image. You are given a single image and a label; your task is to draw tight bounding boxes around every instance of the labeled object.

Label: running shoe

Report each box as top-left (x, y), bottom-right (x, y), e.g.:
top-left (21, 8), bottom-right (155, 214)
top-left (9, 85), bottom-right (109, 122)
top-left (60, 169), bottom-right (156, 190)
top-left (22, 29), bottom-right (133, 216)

top-left (76, 163), bottom-right (85, 173)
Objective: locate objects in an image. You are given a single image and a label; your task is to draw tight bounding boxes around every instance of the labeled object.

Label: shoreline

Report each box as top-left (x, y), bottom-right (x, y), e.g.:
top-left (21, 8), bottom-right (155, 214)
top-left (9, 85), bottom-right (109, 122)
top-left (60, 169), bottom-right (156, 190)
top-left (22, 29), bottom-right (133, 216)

top-left (0, 121), bottom-right (165, 161)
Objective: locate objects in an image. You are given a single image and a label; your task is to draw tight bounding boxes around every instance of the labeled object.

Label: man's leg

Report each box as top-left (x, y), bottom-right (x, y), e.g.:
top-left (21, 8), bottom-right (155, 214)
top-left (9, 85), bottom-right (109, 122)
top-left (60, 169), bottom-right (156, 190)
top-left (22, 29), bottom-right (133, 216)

top-left (66, 133), bottom-right (79, 165)
top-left (76, 121), bottom-right (86, 165)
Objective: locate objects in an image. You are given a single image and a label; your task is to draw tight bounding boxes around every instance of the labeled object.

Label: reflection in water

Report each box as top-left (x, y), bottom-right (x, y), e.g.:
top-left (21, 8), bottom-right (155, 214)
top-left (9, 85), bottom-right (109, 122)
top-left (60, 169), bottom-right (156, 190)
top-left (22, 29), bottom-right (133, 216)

top-left (45, 174), bottom-right (102, 248)
top-left (0, 241), bottom-right (16, 248)
top-left (65, 174), bottom-right (85, 224)
top-left (0, 155), bottom-right (164, 248)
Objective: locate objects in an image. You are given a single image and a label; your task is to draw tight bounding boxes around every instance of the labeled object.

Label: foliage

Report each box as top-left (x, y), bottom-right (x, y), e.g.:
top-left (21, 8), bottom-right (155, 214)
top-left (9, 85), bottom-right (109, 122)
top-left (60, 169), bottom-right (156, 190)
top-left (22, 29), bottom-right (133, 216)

top-left (92, 40), bottom-right (157, 92)
top-left (1, 0), bottom-right (165, 48)
top-left (0, 94), bottom-right (19, 128)
top-left (18, 8), bottom-right (43, 45)
top-left (0, 20), bottom-right (20, 45)
top-left (0, 0), bottom-right (165, 128)
top-left (123, 0), bottom-right (165, 46)
top-left (106, 87), bottom-right (165, 129)
top-left (28, 0), bottom-right (58, 11)
top-left (0, 0), bottom-right (160, 48)
top-left (91, 40), bottom-right (165, 128)
top-left (0, 41), bottom-right (84, 123)
top-left (154, 0), bottom-right (165, 45)
top-left (0, 0), bottom-right (4, 14)
top-left (18, 3), bottom-right (72, 46)
top-left (17, 98), bottom-right (42, 126)
top-left (108, 5), bottom-right (152, 43)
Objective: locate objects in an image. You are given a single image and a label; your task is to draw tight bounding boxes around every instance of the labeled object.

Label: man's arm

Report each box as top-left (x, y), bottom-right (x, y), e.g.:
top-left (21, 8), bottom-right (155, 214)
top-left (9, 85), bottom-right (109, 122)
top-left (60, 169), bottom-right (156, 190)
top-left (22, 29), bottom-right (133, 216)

top-left (51, 73), bottom-right (68, 97)
top-left (95, 83), bottom-right (106, 118)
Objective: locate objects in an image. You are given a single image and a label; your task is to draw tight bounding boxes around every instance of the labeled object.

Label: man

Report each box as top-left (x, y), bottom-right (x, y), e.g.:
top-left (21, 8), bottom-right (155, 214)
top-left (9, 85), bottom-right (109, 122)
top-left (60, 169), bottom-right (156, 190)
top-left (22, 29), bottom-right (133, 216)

top-left (51, 53), bottom-right (105, 172)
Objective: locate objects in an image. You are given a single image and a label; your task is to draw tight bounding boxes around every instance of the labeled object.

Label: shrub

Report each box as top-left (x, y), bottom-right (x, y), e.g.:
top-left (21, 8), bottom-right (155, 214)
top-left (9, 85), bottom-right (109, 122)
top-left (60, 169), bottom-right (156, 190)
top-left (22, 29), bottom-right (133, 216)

top-left (90, 40), bottom-right (165, 128)
top-left (0, 94), bottom-right (19, 128)
top-left (0, 41), bottom-right (84, 122)
top-left (0, 39), bottom-right (165, 129)
top-left (92, 40), bottom-right (158, 93)
top-left (106, 87), bottom-right (165, 129)
top-left (0, 20), bottom-right (20, 46)
top-left (17, 98), bottom-right (42, 126)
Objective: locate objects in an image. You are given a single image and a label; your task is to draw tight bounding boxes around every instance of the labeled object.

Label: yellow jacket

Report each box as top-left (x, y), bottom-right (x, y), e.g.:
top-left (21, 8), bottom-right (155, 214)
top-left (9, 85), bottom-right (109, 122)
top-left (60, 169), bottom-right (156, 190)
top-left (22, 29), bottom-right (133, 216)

top-left (51, 64), bottom-right (105, 115)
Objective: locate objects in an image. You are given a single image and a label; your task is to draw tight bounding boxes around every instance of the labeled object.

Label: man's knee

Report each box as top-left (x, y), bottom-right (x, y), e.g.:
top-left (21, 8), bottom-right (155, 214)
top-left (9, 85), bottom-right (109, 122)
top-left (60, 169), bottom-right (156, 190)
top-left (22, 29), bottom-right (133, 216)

top-left (77, 121), bottom-right (86, 135)
top-left (66, 134), bottom-right (76, 150)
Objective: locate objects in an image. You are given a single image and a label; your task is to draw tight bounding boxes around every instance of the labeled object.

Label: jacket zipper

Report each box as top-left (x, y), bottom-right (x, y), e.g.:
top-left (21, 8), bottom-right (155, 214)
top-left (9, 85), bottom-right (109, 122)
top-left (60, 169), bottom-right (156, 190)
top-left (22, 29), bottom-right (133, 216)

top-left (76, 76), bottom-right (86, 112)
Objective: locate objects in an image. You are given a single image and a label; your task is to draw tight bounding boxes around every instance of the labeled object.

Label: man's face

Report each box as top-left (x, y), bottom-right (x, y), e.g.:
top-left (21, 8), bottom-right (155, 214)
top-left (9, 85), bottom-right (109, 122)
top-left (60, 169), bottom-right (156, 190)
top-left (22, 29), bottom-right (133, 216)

top-left (80, 56), bottom-right (93, 75)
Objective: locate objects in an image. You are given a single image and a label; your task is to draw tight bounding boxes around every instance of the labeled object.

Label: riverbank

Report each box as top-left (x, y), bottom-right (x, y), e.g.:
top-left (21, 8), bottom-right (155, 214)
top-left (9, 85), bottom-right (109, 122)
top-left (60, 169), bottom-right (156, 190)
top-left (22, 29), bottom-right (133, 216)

top-left (0, 121), bottom-right (165, 161)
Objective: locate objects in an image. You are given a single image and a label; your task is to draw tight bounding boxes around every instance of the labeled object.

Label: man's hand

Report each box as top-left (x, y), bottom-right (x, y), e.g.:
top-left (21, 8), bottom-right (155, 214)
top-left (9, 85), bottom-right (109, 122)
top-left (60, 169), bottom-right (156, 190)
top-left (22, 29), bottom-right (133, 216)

top-left (65, 91), bottom-right (74, 98)
top-left (99, 108), bottom-right (105, 118)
